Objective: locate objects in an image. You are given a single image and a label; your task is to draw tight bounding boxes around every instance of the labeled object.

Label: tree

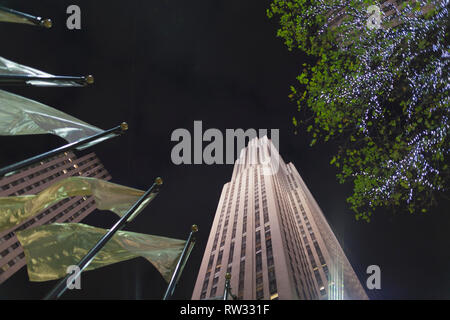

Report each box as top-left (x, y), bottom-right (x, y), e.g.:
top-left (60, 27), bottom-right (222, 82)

top-left (267, 0), bottom-right (449, 221)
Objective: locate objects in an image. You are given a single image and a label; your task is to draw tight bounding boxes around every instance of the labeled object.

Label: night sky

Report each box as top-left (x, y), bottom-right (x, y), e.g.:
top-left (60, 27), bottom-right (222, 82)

top-left (0, 0), bottom-right (449, 300)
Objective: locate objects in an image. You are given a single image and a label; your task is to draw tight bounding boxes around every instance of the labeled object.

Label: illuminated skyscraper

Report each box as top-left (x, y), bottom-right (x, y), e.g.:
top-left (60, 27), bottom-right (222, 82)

top-left (0, 151), bottom-right (110, 284)
top-left (192, 136), bottom-right (368, 300)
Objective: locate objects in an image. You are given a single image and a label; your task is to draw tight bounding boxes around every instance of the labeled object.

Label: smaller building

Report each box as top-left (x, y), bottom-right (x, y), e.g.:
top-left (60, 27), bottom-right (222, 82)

top-left (0, 151), bottom-right (110, 284)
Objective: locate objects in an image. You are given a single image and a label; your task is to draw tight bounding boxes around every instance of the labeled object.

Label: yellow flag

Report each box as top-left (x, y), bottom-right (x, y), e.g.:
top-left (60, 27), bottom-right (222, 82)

top-left (16, 223), bottom-right (186, 282)
top-left (0, 177), bottom-right (154, 233)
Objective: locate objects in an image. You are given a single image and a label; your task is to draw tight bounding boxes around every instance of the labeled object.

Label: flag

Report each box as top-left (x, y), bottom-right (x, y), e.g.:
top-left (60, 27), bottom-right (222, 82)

top-left (0, 6), bottom-right (36, 26)
top-left (16, 223), bottom-right (186, 282)
top-left (0, 6), bottom-right (50, 28)
top-left (0, 89), bottom-right (119, 149)
top-left (0, 177), bottom-right (154, 233)
top-left (0, 56), bottom-right (87, 87)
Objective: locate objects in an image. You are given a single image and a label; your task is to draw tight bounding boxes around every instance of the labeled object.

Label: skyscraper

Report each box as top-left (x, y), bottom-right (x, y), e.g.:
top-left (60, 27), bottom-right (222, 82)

top-left (192, 136), bottom-right (368, 300)
top-left (0, 151), bottom-right (110, 284)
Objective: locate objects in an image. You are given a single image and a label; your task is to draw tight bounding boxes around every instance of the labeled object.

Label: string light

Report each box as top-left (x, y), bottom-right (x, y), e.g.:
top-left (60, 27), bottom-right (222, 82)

top-left (268, 0), bottom-right (449, 216)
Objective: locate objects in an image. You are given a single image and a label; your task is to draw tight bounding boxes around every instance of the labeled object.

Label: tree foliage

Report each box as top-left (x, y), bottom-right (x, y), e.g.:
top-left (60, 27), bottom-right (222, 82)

top-left (268, 0), bottom-right (449, 221)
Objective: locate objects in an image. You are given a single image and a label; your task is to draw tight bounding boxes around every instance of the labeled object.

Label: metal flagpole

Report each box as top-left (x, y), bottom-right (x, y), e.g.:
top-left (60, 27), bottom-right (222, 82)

top-left (163, 225), bottom-right (198, 300)
top-left (43, 177), bottom-right (163, 300)
top-left (0, 75), bottom-right (94, 86)
top-left (0, 122), bottom-right (128, 178)
top-left (223, 273), bottom-right (231, 301)
top-left (0, 5), bottom-right (52, 28)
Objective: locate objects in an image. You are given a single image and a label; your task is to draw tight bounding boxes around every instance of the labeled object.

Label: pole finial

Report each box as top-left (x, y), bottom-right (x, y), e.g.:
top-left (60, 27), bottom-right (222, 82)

top-left (155, 177), bottom-right (163, 186)
top-left (225, 273), bottom-right (231, 280)
top-left (120, 122), bottom-right (129, 131)
top-left (85, 75), bottom-right (95, 85)
top-left (191, 224), bottom-right (198, 233)
top-left (41, 19), bottom-right (52, 29)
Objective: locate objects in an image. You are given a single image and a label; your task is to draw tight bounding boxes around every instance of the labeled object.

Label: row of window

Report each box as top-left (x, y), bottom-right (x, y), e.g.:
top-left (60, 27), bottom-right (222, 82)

top-left (296, 198), bottom-right (327, 296)
top-left (290, 176), bottom-right (329, 297)
top-left (291, 192), bottom-right (321, 298)
top-left (203, 175), bottom-right (238, 298)
top-left (266, 227), bottom-right (278, 300)
top-left (254, 169), bottom-right (260, 229)
top-left (273, 176), bottom-right (317, 299)
top-left (255, 225), bottom-right (279, 300)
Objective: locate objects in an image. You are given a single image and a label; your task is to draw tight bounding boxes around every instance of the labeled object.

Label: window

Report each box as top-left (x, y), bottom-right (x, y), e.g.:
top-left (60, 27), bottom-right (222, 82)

top-left (212, 232), bottom-right (220, 251)
top-left (207, 255), bottom-right (215, 273)
top-left (202, 278), bottom-right (209, 291)
top-left (256, 285), bottom-right (264, 299)
top-left (268, 267), bottom-right (277, 294)
top-left (228, 242), bottom-right (235, 264)
top-left (256, 288), bottom-right (264, 300)
top-left (255, 209), bottom-right (260, 228)
top-left (306, 244), bottom-right (317, 269)
top-left (256, 273), bottom-right (263, 285)
top-left (313, 241), bottom-right (326, 265)
top-left (232, 220), bottom-right (237, 239)
top-left (238, 260), bottom-right (245, 299)
top-left (266, 233), bottom-right (274, 267)
top-left (240, 236), bottom-right (246, 258)
top-left (256, 252), bottom-right (262, 272)
top-left (216, 250), bottom-right (223, 271)
top-left (263, 206), bottom-right (269, 223)
top-left (314, 269), bottom-right (324, 289)
top-left (255, 231), bottom-right (261, 252)
top-left (323, 265), bottom-right (329, 278)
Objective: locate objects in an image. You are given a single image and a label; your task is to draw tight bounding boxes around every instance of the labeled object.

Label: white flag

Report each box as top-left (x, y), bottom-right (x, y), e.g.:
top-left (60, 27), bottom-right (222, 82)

top-left (0, 56), bottom-right (86, 87)
top-left (0, 89), bottom-right (117, 148)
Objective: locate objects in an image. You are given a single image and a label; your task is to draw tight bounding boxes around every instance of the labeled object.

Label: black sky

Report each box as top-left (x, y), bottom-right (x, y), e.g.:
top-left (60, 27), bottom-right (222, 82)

top-left (0, 0), bottom-right (449, 300)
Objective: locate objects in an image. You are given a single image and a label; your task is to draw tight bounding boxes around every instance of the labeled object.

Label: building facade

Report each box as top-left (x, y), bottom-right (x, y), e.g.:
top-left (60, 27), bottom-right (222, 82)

top-left (192, 136), bottom-right (368, 300)
top-left (0, 151), bottom-right (111, 284)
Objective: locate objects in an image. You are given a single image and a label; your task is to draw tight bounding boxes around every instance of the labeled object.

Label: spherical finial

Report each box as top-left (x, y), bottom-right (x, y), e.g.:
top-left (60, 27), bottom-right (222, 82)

top-left (42, 19), bottom-right (52, 29)
top-left (225, 273), bottom-right (231, 280)
top-left (155, 177), bottom-right (163, 186)
top-left (120, 122), bottom-right (129, 131)
top-left (191, 224), bottom-right (199, 233)
top-left (85, 75), bottom-right (95, 85)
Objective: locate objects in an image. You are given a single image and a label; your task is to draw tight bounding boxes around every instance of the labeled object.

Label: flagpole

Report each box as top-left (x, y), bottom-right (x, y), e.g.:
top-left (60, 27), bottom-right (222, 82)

top-left (163, 225), bottom-right (198, 300)
top-left (0, 75), bottom-right (94, 86)
top-left (43, 177), bottom-right (163, 300)
top-left (0, 6), bottom-right (52, 28)
top-left (0, 122), bottom-right (127, 178)
top-left (223, 273), bottom-right (231, 301)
